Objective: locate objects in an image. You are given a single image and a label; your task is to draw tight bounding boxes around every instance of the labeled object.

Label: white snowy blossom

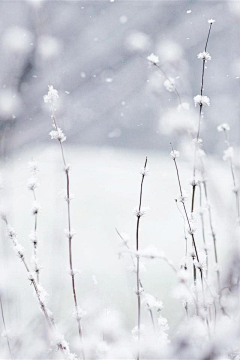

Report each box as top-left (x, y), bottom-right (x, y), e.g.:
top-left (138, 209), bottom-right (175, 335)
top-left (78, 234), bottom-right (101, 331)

top-left (43, 85), bottom-right (59, 104)
top-left (147, 53), bottom-right (159, 64)
top-left (208, 19), bottom-right (216, 24)
top-left (194, 95), bottom-right (210, 107)
top-left (164, 77), bottom-right (175, 92)
top-left (49, 127), bottom-right (66, 143)
top-left (197, 51), bottom-right (211, 61)
top-left (170, 150), bottom-right (179, 159)
top-left (223, 146), bottom-right (234, 161)
top-left (217, 123), bottom-right (230, 132)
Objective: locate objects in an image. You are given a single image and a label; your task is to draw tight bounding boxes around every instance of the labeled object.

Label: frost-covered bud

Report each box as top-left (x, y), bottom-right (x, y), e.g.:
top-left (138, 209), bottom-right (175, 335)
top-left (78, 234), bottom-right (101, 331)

top-left (188, 177), bottom-right (199, 187)
top-left (133, 206), bottom-right (150, 218)
top-left (28, 272), bottom-right (35, 282)
top-left (64, 164), bottom-right (71, 173)
top-left (72, 307), bottom-right (87, 321)
top-left (147, 53), bottom-right (159, 64)
top-left (28, 161), bottom-right (39, 175)
top-left (64, 229), bottom-right (76, 240)
top-left (170, 150), bottom-right (179, 159)
top-left (142, 293), bottom-right (163, 310)
top-left (164, 77), bottom-right (175, 92)
top-left (177, 102), bottom-right (190, 112)
top-left (68, 268), bottom-right (81, 277)
top-left (217, 123), bottom-right (230, 132)
top-left (140, 166), bottom-right (149, 176)
top-left (188, 227), bottom-right (197, 235)
top-left (27, 177), bottom-right (39, 191)
top-left (43, 85), bottom-right (59, 104)
top-left (223, 146), bottom-right (234, 161)
top-left (208, 19), bottom-right (216, 24)
top-left (135, 287), bottom-right (144, 296)
top-left (197, 51), bottom-right (211, 61)
top-left (7, 226), bottom-right (17, 239)
top-left (13, 243), bottom-right (25, 258)
top-left (32, 201), bottom-right (41, 215)
top-left (194, 95), bottom-right (210, 107)
top-left (29, 231), bottom-right (38, 245)
top-left (178, 190), bottom-right (188, 204)
top-left (60, 189), bottom-right (74, 202)
top-left (193, 260), bottom-right (206, 271)
top-left (49, 127), bottom-right (66, 143)
top-left (37, 284), bottom-right (48, 305)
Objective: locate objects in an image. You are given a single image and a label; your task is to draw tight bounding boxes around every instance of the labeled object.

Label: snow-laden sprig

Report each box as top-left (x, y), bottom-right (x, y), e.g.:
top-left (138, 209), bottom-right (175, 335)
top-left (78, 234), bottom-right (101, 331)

top-left (217, 123), bottom-right (230, 132)
top-left (28, 161), bottom-right (39, 175)
top-left (193, 95), bottom-right (210, 107)
top-left (133, 206), bottom-right (150, 218)
top-left (197, 51), bottom-right (211, 61)
top-left (147, 53), bottom-right (159, 64)
top-left (27, 177), bottom-right (39, 191)
top-left (49, 127), bottom-right (66, 143)
top-left (208, 19), bottom-right (216, 24)
top-left (170, 150), bottom-right (179, 160)
top-left (43, 85), bottom-right (59, 104)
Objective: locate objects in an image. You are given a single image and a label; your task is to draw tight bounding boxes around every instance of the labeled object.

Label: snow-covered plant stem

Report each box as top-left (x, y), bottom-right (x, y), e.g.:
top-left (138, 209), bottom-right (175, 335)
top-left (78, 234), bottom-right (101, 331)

top-left (192, 20), bottom-right (214, 211)
top-left (115, 229), bottom-right (156, 333)
top-left (0, 296), bottom-right (12, 359)
top-left (219, 126), bottom-right (240, 224)
top-left (44, 86), bottom-right (85, 359)
top-left (28, 162), bottom-right (41, 283)
top-left (170, 145), bottom-right (205, 304)
top-left (1, 217), bottom-right (77, 359)
top-left (199, 184), bottom-right (208, 278)
top-left (135, 157), bottom-right (148, 360)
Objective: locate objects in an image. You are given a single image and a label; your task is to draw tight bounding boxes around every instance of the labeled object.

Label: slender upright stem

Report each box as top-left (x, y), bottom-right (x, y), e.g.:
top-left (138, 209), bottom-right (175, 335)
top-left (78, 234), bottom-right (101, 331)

top-left (0, 297), bottom-right (12, 359)
top-left (51, 114), bottom-right (85, 359)
top-left (199, 184), bottom-right (208, 278)
top-left (192, 23), bottom-right (213, 210)
top-left (135, 157), bottom-right (148, 360)
top-left (32, 187), bottom-right (40, 283)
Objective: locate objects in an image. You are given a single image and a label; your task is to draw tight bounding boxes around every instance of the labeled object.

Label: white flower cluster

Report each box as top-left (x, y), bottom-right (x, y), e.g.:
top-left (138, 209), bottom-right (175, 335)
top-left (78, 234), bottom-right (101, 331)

top-left (7, 225), bottom-right (25, 259)
top-left (49, 127), bottom-right (66, 143)
top-left (208, 19), bottom-right (216, 24)
top-left (197, 51), bottom-right (211, 61)
top-left (164, 77), bottom-right (175, 92)
top-left (147, 53), bottom-right (159, 64)
top-left (217, 123), bottom-right (230, 132)
top-left (194, 95), bottom-right (210, 107)
top-left (43, 85), bottom-right (59, 104)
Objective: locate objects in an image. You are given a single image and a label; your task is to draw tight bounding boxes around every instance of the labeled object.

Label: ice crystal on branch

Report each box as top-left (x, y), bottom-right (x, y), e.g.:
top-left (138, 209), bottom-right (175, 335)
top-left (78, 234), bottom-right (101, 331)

top-left (197, 51), bottom-right (211, 61)
top-left (217, 123), bottom-right (230, 132)
top-left (27, 177), bottom-right (39, 191)
top-left (194, 95), bottom-right (210, 107)
top-left (133, 206), bottom-right (150, 218)
top-left (139, 166), bottom-right (149, 176)
top-left (208, 19), bottom-right (216, 24)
